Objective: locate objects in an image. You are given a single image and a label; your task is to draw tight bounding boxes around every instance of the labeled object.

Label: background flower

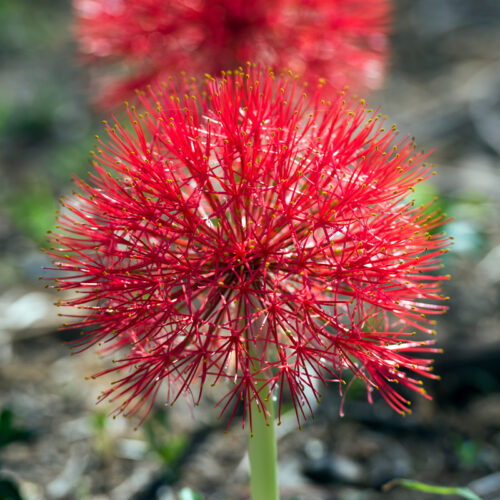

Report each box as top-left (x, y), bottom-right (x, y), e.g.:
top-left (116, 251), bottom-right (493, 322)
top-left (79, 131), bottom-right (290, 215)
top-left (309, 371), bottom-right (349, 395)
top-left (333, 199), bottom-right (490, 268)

top-left (74, 0), bottom-right (391, 106)
top-left (48, 67), bottom-right (449, 427)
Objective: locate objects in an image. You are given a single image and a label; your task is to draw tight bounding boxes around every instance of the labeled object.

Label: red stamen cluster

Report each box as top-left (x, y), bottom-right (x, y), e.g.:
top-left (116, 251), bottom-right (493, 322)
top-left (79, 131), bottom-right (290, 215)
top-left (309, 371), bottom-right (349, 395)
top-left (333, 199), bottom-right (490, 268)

top-left (48, 67), bottom-right (449, 428)
top-left (74, 0), bottom-right (390, 106)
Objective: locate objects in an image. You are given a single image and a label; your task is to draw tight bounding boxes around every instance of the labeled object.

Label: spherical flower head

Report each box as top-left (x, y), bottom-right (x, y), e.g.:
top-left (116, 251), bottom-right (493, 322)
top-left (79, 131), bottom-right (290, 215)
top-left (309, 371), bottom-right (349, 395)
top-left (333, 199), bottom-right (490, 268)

top-left (48, 66), bottom-right (450, 429)
top-left (74, 0), bottom-right (391, 107)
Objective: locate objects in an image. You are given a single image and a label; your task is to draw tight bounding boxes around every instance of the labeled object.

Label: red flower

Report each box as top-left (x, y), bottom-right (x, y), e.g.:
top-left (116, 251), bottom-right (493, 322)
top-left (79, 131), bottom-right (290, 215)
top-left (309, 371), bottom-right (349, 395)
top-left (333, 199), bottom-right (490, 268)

top-left (48, 67), bottom-right (449, 428)
top-left (74, 0), bottom-right (391, 107)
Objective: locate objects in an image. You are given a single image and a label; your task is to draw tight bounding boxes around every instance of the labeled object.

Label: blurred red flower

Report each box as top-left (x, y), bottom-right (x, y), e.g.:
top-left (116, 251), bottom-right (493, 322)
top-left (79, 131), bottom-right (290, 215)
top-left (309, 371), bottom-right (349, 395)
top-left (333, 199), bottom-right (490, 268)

top-left (48, 67), bottom-right (449, 427)
top-left (75, 0), bottom-right (391, 107)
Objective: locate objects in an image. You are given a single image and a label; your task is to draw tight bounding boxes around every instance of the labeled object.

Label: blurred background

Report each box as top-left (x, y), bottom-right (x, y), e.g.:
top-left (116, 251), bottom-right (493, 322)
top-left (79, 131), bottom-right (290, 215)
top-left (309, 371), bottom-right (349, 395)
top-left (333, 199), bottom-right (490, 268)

top-left (1, 0), bottom-right (500, 499)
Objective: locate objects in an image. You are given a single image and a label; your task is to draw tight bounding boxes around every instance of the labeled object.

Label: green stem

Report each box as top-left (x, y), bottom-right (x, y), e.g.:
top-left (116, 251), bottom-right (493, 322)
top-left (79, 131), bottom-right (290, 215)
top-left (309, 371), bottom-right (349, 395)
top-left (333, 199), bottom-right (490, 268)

top-left (248, 389), bottom-right (279, 500)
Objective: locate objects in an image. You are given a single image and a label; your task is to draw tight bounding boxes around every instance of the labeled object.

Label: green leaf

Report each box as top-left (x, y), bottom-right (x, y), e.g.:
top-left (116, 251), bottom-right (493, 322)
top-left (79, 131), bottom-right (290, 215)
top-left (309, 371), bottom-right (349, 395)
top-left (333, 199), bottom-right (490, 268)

top-left (0, 408), bottom-right (32, 449)
top-left (383, 479), bottom-right (482, 499)
top-left (3, 181), bottom-right (56, 244)
top-left (178, 487), bottom-right (203, 500)
top-left (141, 411), bottom-right (189, 467)
top-left (0, 476), bottom-right (24, 500)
